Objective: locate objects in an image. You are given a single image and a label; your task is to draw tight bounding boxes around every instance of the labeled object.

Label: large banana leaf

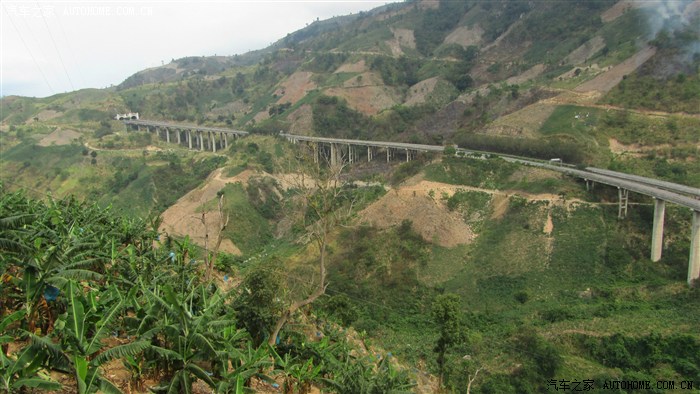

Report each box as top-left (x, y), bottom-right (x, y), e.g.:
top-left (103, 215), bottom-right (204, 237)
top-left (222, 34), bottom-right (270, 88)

top-left (85, 296), bottom-right (124, 356)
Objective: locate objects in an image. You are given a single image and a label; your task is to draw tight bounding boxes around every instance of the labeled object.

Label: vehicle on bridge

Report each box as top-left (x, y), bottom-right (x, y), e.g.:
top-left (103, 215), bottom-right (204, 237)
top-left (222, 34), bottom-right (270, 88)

top-left (115, 112), bottom-right (139, 120)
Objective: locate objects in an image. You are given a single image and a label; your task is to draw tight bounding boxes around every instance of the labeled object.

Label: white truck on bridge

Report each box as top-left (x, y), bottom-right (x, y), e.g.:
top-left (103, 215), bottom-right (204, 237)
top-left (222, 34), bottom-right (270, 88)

top-left (115, 112), bottom-right (139, 120)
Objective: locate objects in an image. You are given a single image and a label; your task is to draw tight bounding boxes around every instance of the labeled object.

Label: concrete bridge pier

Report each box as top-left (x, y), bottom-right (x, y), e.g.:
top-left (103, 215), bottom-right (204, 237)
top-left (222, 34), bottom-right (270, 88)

top-left (405, 149), bottom-right (410, 162)
top-left (187, 130), bottom-right (193, 149)
top-left (223, 133), bottom-right (228, 149)
top-left (348, 145), bottom-right (354, 164)
top-left (690, 210), bottom-right (700, 286)
top-left (618, 188), bottom-right (629, 219)
top-left (387, 148), bottom-right (392, 163)
top-left (165, 128), bottom-right (171, 144)
top-left (651, 198), bottom-right (666, 262)
top-left (368, 147), bottom-right (372, 162)
top-left (585, 179), bottom-right (595, 191)
top-left (210, 132), bottom-right (216, 152)
top-left (198, 131), bottom-right (204, 151)
top-left (330, 143), bottom-right (338, 166)
top-left (313, 143), bottom-right (319, 164)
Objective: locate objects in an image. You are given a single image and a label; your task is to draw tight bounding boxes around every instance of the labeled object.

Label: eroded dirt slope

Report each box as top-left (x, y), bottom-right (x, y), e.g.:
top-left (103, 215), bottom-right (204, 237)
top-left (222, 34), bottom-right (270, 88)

top-left (159, 168), bottom-right (256, 254)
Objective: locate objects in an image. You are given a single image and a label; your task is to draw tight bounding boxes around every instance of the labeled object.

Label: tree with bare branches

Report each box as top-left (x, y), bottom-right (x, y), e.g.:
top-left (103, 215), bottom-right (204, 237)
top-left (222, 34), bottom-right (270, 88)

top-left (267, 147), bottom-right (351, 346)
top-left (196, 193), bottom-right (229, 281)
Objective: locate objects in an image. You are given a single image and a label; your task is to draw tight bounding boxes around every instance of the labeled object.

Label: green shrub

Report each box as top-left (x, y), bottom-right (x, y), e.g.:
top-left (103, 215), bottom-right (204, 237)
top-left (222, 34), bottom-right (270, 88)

top-left (390, 159), bottom-right (424, 186)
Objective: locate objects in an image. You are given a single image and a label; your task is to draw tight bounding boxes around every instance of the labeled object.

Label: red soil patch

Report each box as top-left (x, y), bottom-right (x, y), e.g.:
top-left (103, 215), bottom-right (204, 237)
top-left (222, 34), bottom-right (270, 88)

top-left (38, 128), bottom-right (81, 146)
top-left (275, 71), bottom-right (317, 105)
top-left (324, 85), bottom-right (400, 115)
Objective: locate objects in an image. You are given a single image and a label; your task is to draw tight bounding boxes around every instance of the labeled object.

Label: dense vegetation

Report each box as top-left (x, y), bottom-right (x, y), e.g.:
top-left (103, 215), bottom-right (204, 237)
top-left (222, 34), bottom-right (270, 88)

top-left (603, 48), bottom-right (700, 114)
top-left (454, 133), bottom-right (585, 164)
top-left (0, 185), bottom-right (415, 393)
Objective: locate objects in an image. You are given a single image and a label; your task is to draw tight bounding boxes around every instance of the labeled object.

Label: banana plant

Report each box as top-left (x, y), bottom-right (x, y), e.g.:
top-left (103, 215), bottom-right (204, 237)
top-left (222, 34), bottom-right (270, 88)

top-left (320, 354), bottom-right (415, 394)
top-left (21, 218), bottom-right (105, 333)
top-left (0, 309), bottom-right (62, 392)
top-left (0, 188), bottom-right (40, 258)
top-left (139, 282), bottom-right (234, 393)
top-left (217, 329), bottom-right (275, 393)
top-left (272, 348), bottom-right (324, 394)
top-left (56, 280), bottom-right (150, 394)
top-left (121, 355), bottom-right (146, 392)
top-left (371, 357), bottom-right (416, 393)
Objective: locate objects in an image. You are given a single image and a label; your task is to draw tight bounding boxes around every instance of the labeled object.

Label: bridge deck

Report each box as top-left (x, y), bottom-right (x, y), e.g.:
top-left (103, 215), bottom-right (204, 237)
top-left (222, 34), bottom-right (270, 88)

top-left (123, 119), bottom-right (248, 136)
top-left (281, 133), bottom-right (445, 152)
top-left (586, 167), bottom-right (700, 198)
top-left (502, 157), bottom-right (700, 211)
top-left (281, 132), bottom-right (699, 211)
top-left (123, 122), bottom-right (699, 211)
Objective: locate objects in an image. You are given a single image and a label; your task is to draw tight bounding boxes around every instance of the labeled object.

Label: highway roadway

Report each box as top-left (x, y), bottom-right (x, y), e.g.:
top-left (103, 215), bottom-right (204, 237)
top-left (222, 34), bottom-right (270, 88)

top-left (123, 119), bottom-right (249, 136)
top-left (280, 133), bottom-right (446, 152)
top-left (499, 156), bottom-right (700, 211)
top-left (280, 132), bottom-right (700, 211)
top-left (125, 121), bottom-right (699, 211)
top-left (585, 167), bottom-right (700, 198)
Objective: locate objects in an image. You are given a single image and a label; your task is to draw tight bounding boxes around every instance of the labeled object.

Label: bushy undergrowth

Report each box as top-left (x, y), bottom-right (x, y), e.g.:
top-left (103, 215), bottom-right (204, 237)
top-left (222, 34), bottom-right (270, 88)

top-left (218, 182), bottom-right (274, 254)
top-left (457, 132), bottom-right (587, 164)
top-left (424, 155), bottom-right (519, 189)
top-left (106, 153), bottom-right (226, 216)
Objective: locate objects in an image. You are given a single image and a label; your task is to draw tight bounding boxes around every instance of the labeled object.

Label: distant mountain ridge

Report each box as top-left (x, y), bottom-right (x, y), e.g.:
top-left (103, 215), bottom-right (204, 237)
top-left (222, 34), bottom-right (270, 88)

top-left (2, 0), bottom-right (699, 174)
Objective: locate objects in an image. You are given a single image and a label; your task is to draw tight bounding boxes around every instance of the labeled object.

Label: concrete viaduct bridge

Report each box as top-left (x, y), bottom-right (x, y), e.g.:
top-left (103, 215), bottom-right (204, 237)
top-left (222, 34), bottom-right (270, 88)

top-left (122, 119), bottom-right (248, 153)
top-left (279, 133), bottom-right (444, 165)
top-left (120, 119), bottom-right (699, 285)
top-left (281, 132), bottom-right (700, 285)
top-left (503, 155), bottom-right (700, 284)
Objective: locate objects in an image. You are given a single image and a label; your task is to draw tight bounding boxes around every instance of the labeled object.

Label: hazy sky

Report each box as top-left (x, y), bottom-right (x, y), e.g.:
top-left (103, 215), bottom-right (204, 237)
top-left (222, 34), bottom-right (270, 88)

top-left (1, 1), bottom-right (399, 98)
